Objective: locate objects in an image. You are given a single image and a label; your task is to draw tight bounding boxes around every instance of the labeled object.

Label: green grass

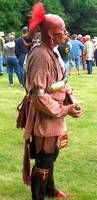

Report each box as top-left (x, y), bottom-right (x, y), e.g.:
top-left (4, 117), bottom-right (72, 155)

top-left (0, 67), bottom-right (97, 200)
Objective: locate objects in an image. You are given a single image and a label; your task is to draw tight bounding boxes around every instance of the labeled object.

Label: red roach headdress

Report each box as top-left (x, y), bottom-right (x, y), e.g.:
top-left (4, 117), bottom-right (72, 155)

top-left (29, 0), bottom-right (45, 33)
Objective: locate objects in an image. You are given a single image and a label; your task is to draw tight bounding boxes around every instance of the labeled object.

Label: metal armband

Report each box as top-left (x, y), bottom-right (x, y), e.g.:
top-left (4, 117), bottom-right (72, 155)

top-left (31, 88), bottom-right (45, 96)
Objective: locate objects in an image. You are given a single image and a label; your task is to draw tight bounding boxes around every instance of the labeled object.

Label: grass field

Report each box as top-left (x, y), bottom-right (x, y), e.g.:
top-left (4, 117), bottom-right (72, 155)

top-left (0, 67), bottom-right (97, 200)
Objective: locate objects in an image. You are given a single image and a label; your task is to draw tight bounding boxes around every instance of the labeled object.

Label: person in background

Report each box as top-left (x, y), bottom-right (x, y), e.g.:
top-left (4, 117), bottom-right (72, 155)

top-left (78, 34), bottom-right (87, 70)
top-left (84, 35), bottom-right (94, 75)
top-left (15, 26), bottom-right (30, 85)
top-left (70, 34), bottom-right (84, 75)
top-left (94, 45), bottom-right (97, 66)
top-left (4, 34), bottom-right (22, 86)
top-left (0, 32), bottom-right (5, 75)
top-left (93, 37), bottom-right (97, 66)
top-left (58, 36), bottom-right (72, 77)
top-left (54, 45), bottom-right (65, 70)
top-left (23, 1), bottom-right (82, 200)
top-left (77, 34), bottom-right (83, 66)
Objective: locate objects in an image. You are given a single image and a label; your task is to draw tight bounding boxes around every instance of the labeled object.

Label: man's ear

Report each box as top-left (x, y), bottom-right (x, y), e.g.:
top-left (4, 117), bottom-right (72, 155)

top-left (48, 29), bottom-right (54, 39)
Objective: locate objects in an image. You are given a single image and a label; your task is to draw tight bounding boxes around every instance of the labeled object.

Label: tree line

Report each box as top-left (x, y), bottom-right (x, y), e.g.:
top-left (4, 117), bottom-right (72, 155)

top-left (0, 0), bottom-right (97, 36)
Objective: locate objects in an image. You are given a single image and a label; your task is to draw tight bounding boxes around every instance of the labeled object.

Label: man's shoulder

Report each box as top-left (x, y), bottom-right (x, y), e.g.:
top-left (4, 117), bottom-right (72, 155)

top-left (15, 37), bottom-right (23, 43)
top-left (31, 44), bottom-right (51, 57)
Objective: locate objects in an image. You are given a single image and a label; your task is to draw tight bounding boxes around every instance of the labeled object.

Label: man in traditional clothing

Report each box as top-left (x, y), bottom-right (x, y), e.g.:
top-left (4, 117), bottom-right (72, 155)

top-left (23, 1), bottom-right (82, 200)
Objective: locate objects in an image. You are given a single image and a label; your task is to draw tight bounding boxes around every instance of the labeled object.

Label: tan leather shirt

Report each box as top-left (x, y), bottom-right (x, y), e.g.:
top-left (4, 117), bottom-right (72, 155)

top-left (24, 44), bottom-right (69, 140)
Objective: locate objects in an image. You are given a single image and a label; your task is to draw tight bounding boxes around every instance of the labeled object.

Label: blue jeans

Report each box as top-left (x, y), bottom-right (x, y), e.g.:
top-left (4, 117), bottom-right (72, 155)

top-left (18, 53), bottom-right (26, 85)
top-left (7, 56), bottom-right (22, 85)
top-left (0, 54), bottom-right (4, 74)
top-left (72, 56), bottom-right (81, 70)
top-left (86, 60), bottom-right (93, 74)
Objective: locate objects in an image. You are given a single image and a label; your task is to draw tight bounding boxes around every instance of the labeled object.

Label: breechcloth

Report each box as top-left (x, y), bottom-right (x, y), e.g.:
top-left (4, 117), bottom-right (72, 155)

top-left (31, 136), bottom-right (59, 200)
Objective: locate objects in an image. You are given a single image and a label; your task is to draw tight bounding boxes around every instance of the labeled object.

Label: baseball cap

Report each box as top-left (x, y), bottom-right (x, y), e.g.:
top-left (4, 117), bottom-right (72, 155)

top-left (22, 26), bottom-right (29, 34)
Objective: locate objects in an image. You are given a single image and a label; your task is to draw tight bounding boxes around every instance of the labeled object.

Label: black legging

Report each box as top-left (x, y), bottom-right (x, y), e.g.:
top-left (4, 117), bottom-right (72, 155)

top-left (31, 147), bottom-right (59, 200)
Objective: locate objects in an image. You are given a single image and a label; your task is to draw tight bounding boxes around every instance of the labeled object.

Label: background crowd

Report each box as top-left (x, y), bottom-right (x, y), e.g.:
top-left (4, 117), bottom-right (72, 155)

top-left (0, 28), bottom-right (97, 86)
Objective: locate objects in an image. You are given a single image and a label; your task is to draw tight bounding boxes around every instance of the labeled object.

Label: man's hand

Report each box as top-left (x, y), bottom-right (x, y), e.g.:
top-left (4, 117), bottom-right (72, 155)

top-left (68, 103), bottom-right (82, 118)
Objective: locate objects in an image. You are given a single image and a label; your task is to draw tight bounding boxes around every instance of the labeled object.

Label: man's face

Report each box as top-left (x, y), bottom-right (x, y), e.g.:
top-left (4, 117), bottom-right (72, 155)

top-left (52, 24), bottom-right (67, 46)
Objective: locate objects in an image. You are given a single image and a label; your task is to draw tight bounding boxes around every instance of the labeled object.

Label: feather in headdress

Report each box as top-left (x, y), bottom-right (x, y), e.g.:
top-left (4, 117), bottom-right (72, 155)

top-left (29, 1), bottom-right (45, 33)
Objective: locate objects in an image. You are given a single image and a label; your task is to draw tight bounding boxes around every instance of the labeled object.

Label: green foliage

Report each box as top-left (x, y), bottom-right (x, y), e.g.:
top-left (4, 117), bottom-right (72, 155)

top-left (0, 0), bottom-right (97, 36)
top-left (0, 0), bottom-right (31, 36)
top-left (61, 0), bottom-right (97, 35)
top-left (42, 0), bottom-right (66, 21)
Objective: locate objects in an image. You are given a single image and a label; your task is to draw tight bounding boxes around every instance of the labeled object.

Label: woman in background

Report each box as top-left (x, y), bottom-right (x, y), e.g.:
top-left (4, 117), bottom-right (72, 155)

top-left (4, 34), bottom-right (22, 86)
top-left (84, 35), bottom-right (94, 75)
